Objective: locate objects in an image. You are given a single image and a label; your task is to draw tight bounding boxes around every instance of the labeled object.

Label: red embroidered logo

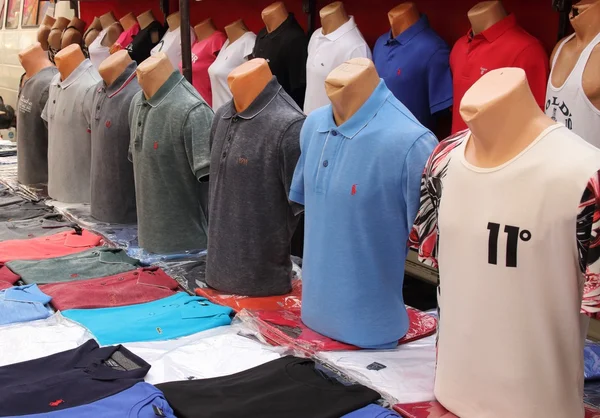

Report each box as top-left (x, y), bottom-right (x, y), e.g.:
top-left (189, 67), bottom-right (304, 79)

top-left (49, 399), bottom-right (64, 407)
top-left (153, 141), bottom-right (158, 150)
top-left (105, 120), bottom-right (111, 128)
top-left (351, 184), bottom-right (358, 195)
top-left (70, 273), bottom-right (79, 278)
top-left (396, 68), bottom-right (402, 76)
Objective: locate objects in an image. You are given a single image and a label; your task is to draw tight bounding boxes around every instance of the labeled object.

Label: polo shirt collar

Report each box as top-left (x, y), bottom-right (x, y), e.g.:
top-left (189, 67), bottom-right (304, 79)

top-left (317, 79), bottom-right (391, 139)
top-left (258, 13), bottom-right (298, 39)
top-left (387, 14), bottom-right (429, 45)
top-left (57, 59), bottom-right (93, 89)
top-left (144, 70), bottom-right (183, 108)
top-left (469, 13), bottom-right (516, 42)
top-left (221, 76), bottom-right (281, 120)
top-left (106, 61), bottom-right (137, 98)
top-left (75, 343), bottom-right (151, 381)
top-left (3, 284), bottom-right (51, 304)
top-left (322, 16), bottom-right (357, 41)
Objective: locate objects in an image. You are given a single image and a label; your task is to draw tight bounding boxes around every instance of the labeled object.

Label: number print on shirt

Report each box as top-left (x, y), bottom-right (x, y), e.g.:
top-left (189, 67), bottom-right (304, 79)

top-left (487, 222), bottom-right (531, 268)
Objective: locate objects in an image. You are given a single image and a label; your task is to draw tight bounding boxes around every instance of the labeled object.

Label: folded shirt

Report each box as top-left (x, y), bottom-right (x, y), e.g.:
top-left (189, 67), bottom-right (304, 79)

top-left (0, 284), bottom-right (52, 326)
top-left (0, 214), bottom-right (76, 242)
top-left (343, 404), bottom-right (401, 417)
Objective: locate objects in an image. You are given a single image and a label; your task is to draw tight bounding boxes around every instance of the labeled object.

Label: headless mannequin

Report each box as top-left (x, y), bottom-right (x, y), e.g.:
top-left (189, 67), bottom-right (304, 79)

top-left (468, 1), bottom-right (507, 35)
top-left (54, 44), bottom-right (86, 82)
top-left (84, 17), bottom-right (102, 47)
top-left (167, 11), bottom-right (182, 31)
top-left (461, 67), bottom-right (555, 168)
top-left (137, 10), bottom-right (157, 30)
top-left (228, 58), bottom-right (272, 112)
top-left (225, 19), bottom-right (250, 44)
top-left (320, 2), bottom-right (349, 35)
top-left (48, 17), bottom-right (70, 52)
top-left (325, 58), bottom-right (380, 126)
top-left (99, 50), bottom-right (133, 86)
top-left (388, 2), bottom-right (420, 38)
top-left (550, 0), bottom-right (600, 110)
top-left (99, 12), bottom-right (123, 47)
top-left (262, 2), bottom-right (289, 33)
top-left (194, 18), bottom-right (217, 41)
top-left (37, 15), bottom-right (56, 51)
top-left (137, 52), bottom-right (174, 99)
top-left (19, 42), bottom-right (53, 80)
top-left (61, 17), bottom-right (86, 49)
top-left (120, 12), bottom-right (137, 31)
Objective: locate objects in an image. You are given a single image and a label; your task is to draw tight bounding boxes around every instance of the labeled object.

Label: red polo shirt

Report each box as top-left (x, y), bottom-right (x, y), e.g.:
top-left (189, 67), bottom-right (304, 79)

top-left (449, 14), bottom-right (549, 133)
top-left (41, 267), bottom-right (180, 310)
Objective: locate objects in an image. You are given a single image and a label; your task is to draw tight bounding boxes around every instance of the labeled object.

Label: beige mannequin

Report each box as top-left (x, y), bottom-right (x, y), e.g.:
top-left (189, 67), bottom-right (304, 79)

top-left (98, 12), bottom-right (123, 47)
top-left (54, 44), bottom-right (86, 81)
top-left (19, 42), bottom-right (53, 80)
top-left (550, 0), bottom-right (600, 110)
top-left (225, 19), bottom-right (250, 44)
top-left (137, 10), bottom-right (157, 30)
top-left (388, 2), bottom-right (420, 38)
top-left (468, 1), bottom-right (507, 35)
top-left (84, 17), bottom-right (102, 47)
top-left (228, 58), bottom-right (272, 112)
top-left (61, 17), bottom-right (86, 49)
top-left (167, 11), bottom-right (181, 31)
top-left (262, 2), bottom-right (289, 33)
top-left (320, 2), bottom-right (349, 35)
top-left (325, 58), bottom-right (380, 126)
top-left (48, 17), bottom-right (70, 51)
top-left (99, 50), bottom-right (133, 86)
top-left (194, 18), bottom-right (217, 41)
top-left (120, 12), bottom-right (137, 31)
top-left (137, 52), bottom-right (174, 99)
top-left (37, 15), bottom-right (56, 51)
top-left (460, 67), bottom-right (555, 168)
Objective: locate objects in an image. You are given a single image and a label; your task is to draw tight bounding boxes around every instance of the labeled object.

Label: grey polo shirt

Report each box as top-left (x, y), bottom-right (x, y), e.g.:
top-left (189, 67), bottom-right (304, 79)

top-left (206, 77), bottom-right (305, 296)
top-left (129, 71), bottom-right (213, 254)
top-left (17, 66), bottom-right (58, 185)
top-left (89, 61), bottom-right (139, 224)
top-left (42, 59), bottom-right (101, 203)
top-left (0, 214), bottom-right (75, 241)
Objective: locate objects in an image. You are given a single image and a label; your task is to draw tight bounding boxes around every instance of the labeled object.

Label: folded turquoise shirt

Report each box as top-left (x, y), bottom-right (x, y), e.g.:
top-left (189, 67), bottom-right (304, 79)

top-left (0, 284), bottom-right (52, 325)
top-left (63, 293), bottom-right (233, 345)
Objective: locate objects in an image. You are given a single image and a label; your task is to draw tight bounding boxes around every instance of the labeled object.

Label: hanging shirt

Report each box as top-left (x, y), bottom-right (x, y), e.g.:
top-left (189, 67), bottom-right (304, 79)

top-left (409, 125), bottom-right (600, 418)
top-left (304, 16), bottom-right (371, 114)
top-left (545, 32), bottom-right (600, 147)
top-left (88, 28), bottom-right (111, 69)
top-left (179, 31), bottom-right (226, 107)
top-left (373, 15), bottom-right (452, 128)
top-left (208, 31), bottom-right (257, 111)
top-left (290, 80), bottom-right (437, 348)
top-left (127, 20), bottom-right (166, 64)
top-left (151, 26), bottom-right (196, 69)
top-left (110, 23), bottom-right (140, 54)
top-left (0, 284), bottom-right (52, 326)
top-left (449, 14), bottom-right (548, 133)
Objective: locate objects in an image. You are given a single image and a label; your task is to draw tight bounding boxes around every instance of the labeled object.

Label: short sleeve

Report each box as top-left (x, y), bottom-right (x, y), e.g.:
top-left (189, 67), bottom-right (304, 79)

top-left (347, 43), bottom-right (372, 61)
top-left (242, 37), bottom-right (255, 60)
top-left (513, 43), bottom-right (549, 110)
top-left (183, 104), bottom-right (214, 181)
top-left (38, 85), bottom-right (51, 112)
top-left (41, 98), bottom-right (49, 123)
top-left (427, 47), bottom-right (453, 115)
top-left (289, 121), bottom-right (309, 209)
top-left (82, 86), bottom-right (96, 129)
top-left (127, 97), bottom-right (138, 163)
top-left (578, 170), bottom-right (600, 317)
top-left (279, 117), bottom-right (305, 216)
top-left (286, 34), bottom-right (309, 106)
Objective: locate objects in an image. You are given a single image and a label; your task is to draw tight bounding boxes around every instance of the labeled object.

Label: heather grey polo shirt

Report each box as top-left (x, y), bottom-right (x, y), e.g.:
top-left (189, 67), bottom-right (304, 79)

top-left (17, 66), bottom-right (58, 185)
top-left (129, 71), bottom-right (213, 254)
top-left (0, 214), bottom-right (75, 241)
top-left (89, 61), bottom-right (139, 224)
top-left (206, 77), bottom-right (305, 296)
top-left (42, 59), bottom-right (101, 203)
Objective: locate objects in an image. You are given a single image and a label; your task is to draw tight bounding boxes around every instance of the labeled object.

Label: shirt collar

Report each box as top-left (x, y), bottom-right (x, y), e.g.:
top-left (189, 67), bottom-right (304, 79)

top-left (469, 13), bottom-right (516, 43)
top-left (387, 14), bottom-right (429, 46)
top-left (143, 70), bottom-right (183, 108)
top-left (74, 341), bottom-right (151, 381)
top-left (106, 61), bottom-right (138, 98)
top-left (317, 79), bottom-right (391, 139)
top-left (57, 59), bottom-right (94, 89)
top-left (258, 13), bottom-right (298, 39)
top-left (221, 76), bottom-right (282, 120)
top-left (3, 284), bottom-right (51, 304)
top-left (321, 16), bottom-right (357, 42)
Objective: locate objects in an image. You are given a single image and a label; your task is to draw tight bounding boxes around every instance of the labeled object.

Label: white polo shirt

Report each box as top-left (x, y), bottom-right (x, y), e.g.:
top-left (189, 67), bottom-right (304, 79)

top-left (208, 31), bottom-right (257, 111)
top-left (303, 16), bottom-right (371, 114)
top-left (410, 124), bottom-right (600, 418)
top-left (151, 26), bottom-right (196, 69)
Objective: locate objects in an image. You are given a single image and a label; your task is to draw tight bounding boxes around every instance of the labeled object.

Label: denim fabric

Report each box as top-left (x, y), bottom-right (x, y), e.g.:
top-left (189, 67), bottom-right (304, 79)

top-left (0, 284), bottom-right (51, 325)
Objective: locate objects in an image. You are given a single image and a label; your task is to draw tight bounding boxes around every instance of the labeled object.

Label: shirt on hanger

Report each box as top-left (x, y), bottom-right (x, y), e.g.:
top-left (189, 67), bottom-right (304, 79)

top-left (0, 214), bottom-right (76, 242)
top-left (373, 15), bottom-right (452, 128)
top-left (0, 284), bottom-right (52, 326)
top-left (88, 27), bottom-right (111, 69)
top-left (208, 31), bottom-right (257, 111)
top-left (110, 23), bottom-right (140, 54)
top-left (151, 26), bottom-right (196, 69)
top-left (127, 20), bottom-right (166, 64)
top-left (179, 31), bottom-right (226, 107)
top-left (304, 16), bottom-right (371, 114)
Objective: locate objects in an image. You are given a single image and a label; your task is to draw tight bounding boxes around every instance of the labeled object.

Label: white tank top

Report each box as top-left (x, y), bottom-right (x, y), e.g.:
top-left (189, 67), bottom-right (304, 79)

top-left (545, 32), bottom-right (600, 148)
top-left (88, 28), bottom-right (111, 70)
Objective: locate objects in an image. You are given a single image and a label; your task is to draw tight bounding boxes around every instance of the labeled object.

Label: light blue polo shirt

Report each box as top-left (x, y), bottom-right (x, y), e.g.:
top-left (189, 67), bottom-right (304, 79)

top-left (290, 80), bottom-right (437, 348)
top-left (0, 284), bottom-right (52, 326)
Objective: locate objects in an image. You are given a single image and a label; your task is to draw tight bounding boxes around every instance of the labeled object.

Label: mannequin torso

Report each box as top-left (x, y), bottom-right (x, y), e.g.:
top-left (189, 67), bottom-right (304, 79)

top-left (61, 17), bottom-right (86, 49)
top-left (19, 43), bottom-right (53, 79)
top-left (262, 2), bottom-right (289, 33)
top-left (99, 50), bottom-right (133, 86)
top-left (120, 13), bottom-right (137, 31)
top-left (225, 20), bottom-right (249, 44)
top-left (37, 15), bottom-right (56, 51)
top-left (99, 12), bottom-right (123, 47)
top-left (388, 2), bottom-right (420, 38)
top-left (228, 58), bottom-right (272, 112)
top-left (320, 1), bottom-right (349, 35)
top-left (325, 58), bottom-right (380, 125)
top-left (194, 19), bottom-right (217, 41)
top-left (137, 10), bottom-right (156, 31)
top-left (468, 0), bottom-right (507, 35)
top-left (48, 17), bottom-right (70, 52)
top-left (136, 52), bottom-right (174, 99)
top-left (84, 18), bottom-right (102, 47)
top-left (55, 44), bottom-right (86, 81)
top-left (167, 12), bottom-right (181, 31)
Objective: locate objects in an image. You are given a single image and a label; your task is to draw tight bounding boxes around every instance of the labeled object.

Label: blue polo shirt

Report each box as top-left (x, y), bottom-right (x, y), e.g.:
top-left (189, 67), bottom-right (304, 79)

top-left (373, 15), bottom-right (452, 128)
top-left (0, 284), bottom-right (51, 326)
top-left (290, 80), bottom-right (437, 348)
top-left (342, 404), bottom-right (401, 418)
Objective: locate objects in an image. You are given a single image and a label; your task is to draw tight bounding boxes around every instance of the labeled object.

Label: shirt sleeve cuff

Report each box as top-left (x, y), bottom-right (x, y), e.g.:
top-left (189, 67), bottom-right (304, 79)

top-left (430, 96), bottom-right (453, 115)
top-left (289, 189), bottom-right (305, 205)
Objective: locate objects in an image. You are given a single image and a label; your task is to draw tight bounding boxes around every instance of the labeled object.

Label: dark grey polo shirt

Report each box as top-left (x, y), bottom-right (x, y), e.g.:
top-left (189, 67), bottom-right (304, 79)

top-left (89, 61), bottom-right (140, 224)
top-left (206, 77), bottom-right (305, 296)
top-left (0, 214), bottom-right (75, 241)
top-left (129, 71), bottom-right (213, 254)
top-left (17, 66), bottom-right (58, 185)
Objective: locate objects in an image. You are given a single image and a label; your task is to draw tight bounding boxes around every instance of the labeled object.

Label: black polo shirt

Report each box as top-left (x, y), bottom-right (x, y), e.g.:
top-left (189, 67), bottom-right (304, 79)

top-left (252, 13), bottom-right (308, 107)
top-left (127, 21), bottom-right (166, 64)
top-left (0, 339), bottom-right (150, 416)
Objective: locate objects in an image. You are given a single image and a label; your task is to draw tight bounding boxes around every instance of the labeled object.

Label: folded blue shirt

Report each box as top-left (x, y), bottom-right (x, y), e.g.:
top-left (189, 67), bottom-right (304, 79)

top-left (0, 284), bottom-right (51, 326)
top-left (342, 404), bottom-right (401, 417)
top-left (585, 341), bottom-right (600, 381)
top-left (63, 292), bottom-right (233, 345)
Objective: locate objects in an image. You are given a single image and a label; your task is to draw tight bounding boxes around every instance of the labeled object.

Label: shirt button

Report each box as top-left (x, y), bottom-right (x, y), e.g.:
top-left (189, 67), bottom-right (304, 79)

top-left (232, 116), bottom-right (239, 123)
top-left (331, 130), bottom-right (338, 136)
top-left (138, 122), bottom-right (142, 127)
top-left (222, 152), bottom-right (227, 158)
top-left (323, 160), bottom-right (329, 167)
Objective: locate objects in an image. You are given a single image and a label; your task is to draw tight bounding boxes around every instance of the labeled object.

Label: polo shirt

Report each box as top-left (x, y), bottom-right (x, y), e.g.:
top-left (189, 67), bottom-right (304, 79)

top-left (17, 66), bottom-right (58, 185)
top-left (373, 15), bottom-right (452, 128)
top-left (289, 80), bottom-right (437, 348)
top-left (63, 292), bottom-right (233, 345)
top-left (0, 200), bottom-right (54, 222)
top-left (89, 61), bottom-right (139, 224)
top-left (127, 20), bottom-right (165, 64)
top-left (0, 214), bottom-right (76, 241)
top-left (179, 31), bottom-right (227, 107)
top-left (252, 13), bottom-right (308, 106)
top-left (7, 247), bottom-right (141, 285)
top-left (0, 284), bottom-right (52, 325)
top-left (89, 28), bottom-right (111, 70)
top-left (0, 229), bottom-right (101, 263)
top-left (129, 71), bottom-right (213, 254)
top-left (208, 31), bottom-right (257, 111)
top-left (0, 339), bottom-right (150, 416)
top-left (41, 266), bottom-right (180, 310)
top-left (151, 26), bottom-right (196, 69)
top-left (42, 58), bottom-right (102, 203)
top-left (207, 77), bottom-right (305, 296)
top-left (110, 23), bottom-right (140, 54)
top-left (304, 16), bottom-right (371, 114)
top-left (449, 14), bottom-right (548, 133)
top-left (343, 405), bottom-right (401, 418)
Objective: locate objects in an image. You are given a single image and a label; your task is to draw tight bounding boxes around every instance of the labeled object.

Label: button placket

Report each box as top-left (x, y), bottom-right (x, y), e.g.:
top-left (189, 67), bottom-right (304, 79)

top-left (315, 130), bottom-right (342, 194)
